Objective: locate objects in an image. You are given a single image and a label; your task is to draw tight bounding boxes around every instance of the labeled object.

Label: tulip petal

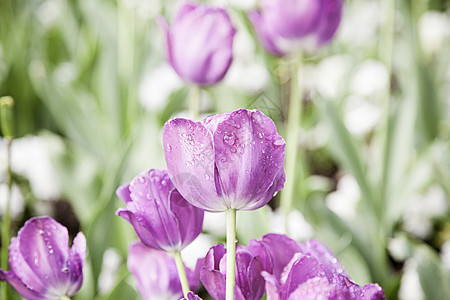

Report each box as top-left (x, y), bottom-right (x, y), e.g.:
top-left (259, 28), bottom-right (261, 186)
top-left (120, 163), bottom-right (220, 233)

top-left (128, 241), bottom-right (183, 299)
top-left (283, 256), bottom-right (327, 298)
top-left (200, 268), bottom-right (226, 300)
top-left (261, 234), bottom-right (302, 279)
top-left (248, 11), bottom-right (285, 56)
top-left (235, 251), bottom-right (253, 299)
top-left (247, 256), bottom-right (266, 300)
top-left (316, 0), bottom-right (343, 46)
top-left (261, 271), bottom-right (281, 300)
top-left (164, 118), bottom-right (224, 211)
top-left (7, 237), bottom-right (48, 294)
top-left (287, 277), bottom-right (337, 300)
top-left (66, 232), bottom-right (86, 296)
top-left (16, 217), bottom-right (71, 291)
top-left (299, 239), bottom-right (347, 279)
top-left (115, 184), bottom-right (132, 204)
top-left (170, 189), bottom-right (204, 248)
top-left (0, 270), bottom-right (44, 300)
top-left (213, 109), bottom-right (285, 210)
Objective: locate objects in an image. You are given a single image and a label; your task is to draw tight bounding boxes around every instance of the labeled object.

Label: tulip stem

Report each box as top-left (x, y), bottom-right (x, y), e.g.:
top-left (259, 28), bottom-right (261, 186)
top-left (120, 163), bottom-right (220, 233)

top-left (1, 96), bottom-right (14, 300)
top-left (189, 85), bottom-right (201, 120)
top-left (60, 296), bottom-right (71, 300)
top-left (280, 53), bottom-right (304, 219)
top-left (226, 208), bottom-right (237, 300)
top-left (173, 251), bottom-right (190, 298)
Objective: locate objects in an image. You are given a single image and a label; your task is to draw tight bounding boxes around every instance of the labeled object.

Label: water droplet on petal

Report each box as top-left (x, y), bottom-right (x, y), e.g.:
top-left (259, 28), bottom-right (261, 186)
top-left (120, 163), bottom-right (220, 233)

top-left (223, 132), bottom-right (236, 146)
top-left (166, 143), bottom-right (172, 152)
top-left (204, 174), bottom-right (210, 180)
top-left (138, 176), bottom-right (146, 184)
top-left (273, 139), bottom-right (284, 146)
top-left (230, 147), bottom-right (237, 153)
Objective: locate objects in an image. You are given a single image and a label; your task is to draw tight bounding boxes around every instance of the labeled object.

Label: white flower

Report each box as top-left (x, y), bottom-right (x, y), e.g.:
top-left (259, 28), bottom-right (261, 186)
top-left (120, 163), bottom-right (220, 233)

top-left (139, 63), bottom-right (183, 111)
top-left (418, 11), bottom-right (450, 56)
top-left (403, 185), bottom-right (448, 239)
top-left (326, 174), bottom-right (360, 222)
top-left (0, 184), bottom-right (24, 218)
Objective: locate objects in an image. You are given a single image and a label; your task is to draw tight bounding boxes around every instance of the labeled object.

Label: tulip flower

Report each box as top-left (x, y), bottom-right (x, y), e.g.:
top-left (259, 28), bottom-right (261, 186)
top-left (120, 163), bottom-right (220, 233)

top-left (0, 217), bottom-right (86, 300)
top-left (261, 238), bottom-right (386, 300)
top-left (200, 241), bottom-right (272, 300)
top-left (159, 2), bottom-right (235, 86)
top-left (116, 168), bottom-right (204, 252)
top-left (163, 108), bottom-right (286, 212)
top-left (249, 0), bottom-right (343, 55)
top-left (127, 241), bottom-right (202, 300)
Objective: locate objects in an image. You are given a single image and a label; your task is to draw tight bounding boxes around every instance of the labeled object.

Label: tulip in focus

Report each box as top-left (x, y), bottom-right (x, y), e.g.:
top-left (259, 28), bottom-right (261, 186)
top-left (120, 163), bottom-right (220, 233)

top-left (249, 0), bottom-right (343, 55)
top-left (163, 108), bottom-right (286, 212)
top-left (127, 241), bottom-right (202, 300)
top-left (0, 216), bottom-right (86, 300)
top-left (116, 168), bottom-right (204, 252)
top-left (160, 2), bottom-right (235, 85)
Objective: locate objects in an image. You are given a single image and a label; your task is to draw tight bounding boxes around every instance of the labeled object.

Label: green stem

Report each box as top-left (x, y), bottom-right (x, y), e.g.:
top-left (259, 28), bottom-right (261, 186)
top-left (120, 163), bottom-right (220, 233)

top-left (226, 209), bottom-right (237, 300)
top-left (1, 95), bottom-right (14, 300)
top-left (189, 85), bottom-right (201, 120)
top-left (280, 53), bottom-right (303, 217)
top-left (60, 295), bottom-right (71, 300)
top-left (173, 251), bottom-right (190, 298)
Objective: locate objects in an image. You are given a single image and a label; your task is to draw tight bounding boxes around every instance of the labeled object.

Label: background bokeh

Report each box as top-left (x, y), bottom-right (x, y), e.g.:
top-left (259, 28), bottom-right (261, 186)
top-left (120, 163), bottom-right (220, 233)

top-left (1, 0), bottom-right (450, 299)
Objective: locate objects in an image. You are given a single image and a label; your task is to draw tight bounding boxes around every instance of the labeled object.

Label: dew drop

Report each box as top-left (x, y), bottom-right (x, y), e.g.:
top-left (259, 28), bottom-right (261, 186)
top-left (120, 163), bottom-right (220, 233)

top-left (223, 132), bottom-right (236, 146)
top-left (258, 132), bottom-right (264, 139)
top-left (61, 267), bottom-right (69, 273)
top-left (204, 174), bottom-right (210, 180)
top-left (138, 176), bottom-right (146, 184)
top-left (230, 147), bottom-right (237, 153)
top-left (166, 143), bottom-right (172, 152)
top-left (161, 180), bottom-right (167, 186)
top-left (273, 139), bottom-right (284, 146)
top-left (49, 249), bottom-right (54, 254)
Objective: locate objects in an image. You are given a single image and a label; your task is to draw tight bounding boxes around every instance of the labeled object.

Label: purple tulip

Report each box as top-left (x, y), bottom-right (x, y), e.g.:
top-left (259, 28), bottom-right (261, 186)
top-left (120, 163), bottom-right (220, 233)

top-left (200, 241), bottom-right (272, 300)
top-left (261, 238), bottom-right (386, 300)
top-left (159, 2), bottom-right (235, 86)
top-left (115, 168), bottom-right (204, 252)
top-left (249, 0), bottom-right (343, 55)
top-left (163, 108), bottom-right (286, 212)
top-left (127, 241), bottom-right (202, 300)
top-left (0, 217), bottom-right (86, 300)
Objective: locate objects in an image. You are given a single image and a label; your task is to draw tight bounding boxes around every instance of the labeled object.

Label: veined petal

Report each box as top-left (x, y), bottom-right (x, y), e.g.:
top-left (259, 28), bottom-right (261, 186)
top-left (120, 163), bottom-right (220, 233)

top-left (200, 268), bottom-right (226, 300)
top-left (66, 232), bottom-right (86, 296)
top-left (213, 109), bottom-right (285, 210)
top-left (164, 118), bottom-right (224, 211)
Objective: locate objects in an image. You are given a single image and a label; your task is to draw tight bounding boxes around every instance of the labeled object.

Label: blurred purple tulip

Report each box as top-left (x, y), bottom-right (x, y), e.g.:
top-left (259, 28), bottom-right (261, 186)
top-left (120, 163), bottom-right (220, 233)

top-left (128, 241), bottom-right (202, 300)
top-left (261, 238), bottom-right (386, 300)
top-left (116, 168), bottom-right (204, 252)
top-left (163, 108), bottom-right (285, 212)
top-left (159, 2), bottom-right (235, 86)
top-left (0, 217), bottom-right (86, 300)
top-left (200, 241), bottom-right (272, 300)
top-left (249, 0), bottom-right (343, 55)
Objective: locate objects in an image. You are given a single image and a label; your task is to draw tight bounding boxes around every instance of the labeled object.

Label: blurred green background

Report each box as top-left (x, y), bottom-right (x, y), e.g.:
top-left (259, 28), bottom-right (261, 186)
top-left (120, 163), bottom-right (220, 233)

top-left (1, 0), bottom-right (450, 299)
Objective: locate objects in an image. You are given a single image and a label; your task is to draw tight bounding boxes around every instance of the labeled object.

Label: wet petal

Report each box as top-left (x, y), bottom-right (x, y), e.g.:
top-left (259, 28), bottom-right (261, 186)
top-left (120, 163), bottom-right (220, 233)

top-left (164, 118), bottom-right (224, 211)
top-left (282, 256), bottom-right (327, 297)
top-left (213, 109), bottom-right (285, 210)
top-left (16, 217), bottom-right (70, 290)
top-left (299, 239), bottom-right (347, 278)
